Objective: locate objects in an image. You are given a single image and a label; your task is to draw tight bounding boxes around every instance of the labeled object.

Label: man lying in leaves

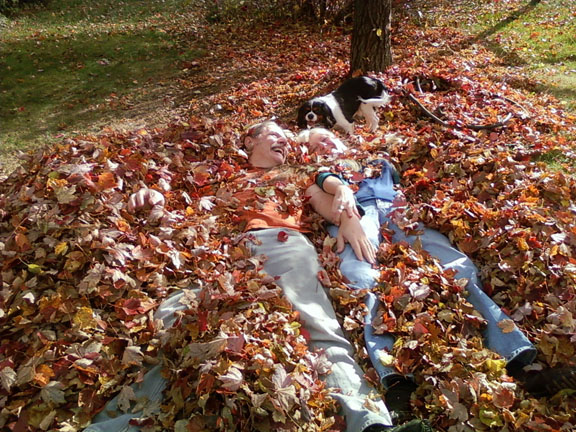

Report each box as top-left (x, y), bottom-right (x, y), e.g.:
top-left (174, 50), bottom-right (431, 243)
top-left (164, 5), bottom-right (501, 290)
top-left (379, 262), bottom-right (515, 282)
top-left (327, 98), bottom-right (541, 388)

top-left (85, 121), bottom-right (432, 432)
top-left (300, 127), bottom-right (576, 421)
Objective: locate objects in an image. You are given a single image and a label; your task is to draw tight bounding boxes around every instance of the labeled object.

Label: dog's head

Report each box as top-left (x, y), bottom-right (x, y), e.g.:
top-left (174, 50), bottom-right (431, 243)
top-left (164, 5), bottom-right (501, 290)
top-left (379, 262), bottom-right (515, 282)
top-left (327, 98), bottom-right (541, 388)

top-left (297, 98), bottom-right (334, 129)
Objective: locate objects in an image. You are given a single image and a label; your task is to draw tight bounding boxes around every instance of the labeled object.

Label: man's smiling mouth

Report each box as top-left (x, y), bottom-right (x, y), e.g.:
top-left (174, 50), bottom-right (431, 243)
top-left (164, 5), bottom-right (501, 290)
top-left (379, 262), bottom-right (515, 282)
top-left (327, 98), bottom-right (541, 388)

top-left (271, 146), bottom-right (286, 157)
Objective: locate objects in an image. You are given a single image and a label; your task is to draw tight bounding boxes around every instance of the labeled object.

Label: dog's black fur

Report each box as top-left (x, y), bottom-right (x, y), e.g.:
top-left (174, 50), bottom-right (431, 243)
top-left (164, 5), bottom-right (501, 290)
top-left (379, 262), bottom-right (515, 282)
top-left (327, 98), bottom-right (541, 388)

top-left (297, 76), bottom-right (390, 134)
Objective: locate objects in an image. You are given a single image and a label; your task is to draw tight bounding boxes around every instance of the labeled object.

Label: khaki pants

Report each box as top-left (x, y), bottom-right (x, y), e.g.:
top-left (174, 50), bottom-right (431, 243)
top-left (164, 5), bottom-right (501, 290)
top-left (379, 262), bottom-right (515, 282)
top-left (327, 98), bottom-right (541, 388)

top-left (249, 228), bottom-right (392, 432)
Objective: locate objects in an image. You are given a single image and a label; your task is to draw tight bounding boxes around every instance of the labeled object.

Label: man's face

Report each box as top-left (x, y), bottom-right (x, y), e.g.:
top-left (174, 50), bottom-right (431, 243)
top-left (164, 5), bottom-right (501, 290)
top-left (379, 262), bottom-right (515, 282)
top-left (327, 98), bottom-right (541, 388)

top-left (248, 123), bottom-right (290, 168)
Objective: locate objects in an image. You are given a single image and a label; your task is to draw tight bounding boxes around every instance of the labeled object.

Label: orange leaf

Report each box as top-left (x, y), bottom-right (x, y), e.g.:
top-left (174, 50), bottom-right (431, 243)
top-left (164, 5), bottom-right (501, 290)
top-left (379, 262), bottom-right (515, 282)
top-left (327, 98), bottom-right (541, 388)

top-left (33, 364), bottom-right (55, 387)
top-left (15, 232), bottom-right (31, 252)
top-left (97, 171), bottom-right (117, 191)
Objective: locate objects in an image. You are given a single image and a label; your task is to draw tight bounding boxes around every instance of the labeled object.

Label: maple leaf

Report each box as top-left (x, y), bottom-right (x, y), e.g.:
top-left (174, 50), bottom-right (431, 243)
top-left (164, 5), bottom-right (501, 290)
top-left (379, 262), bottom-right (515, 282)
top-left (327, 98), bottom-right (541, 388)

top-left (492, 384), bottom-right (515, 409)
top-left (40, 381), bottom-right (67, 405)
top-left (122, 346), bottom-right (144, 366)
top-left (218, 365), bottom-right (244, 391)
top-left (497, 319), bottom-right (517, 334)
top-left (97, 171), bottom-right (118, 191)
top-left (55, 184), bottom-right (78, 204)
top-left (199, 196), bottom-right (216, 211)
top-left (408, 282), bottom-right (431, 300)
top-left (181, 337), bottom-right (227, 365)
top-left (0, 366), bottom-right (16, 392)
top-left (271, 365), bottom-right (298, 413)
top-left (117, 385), bottom-right (137, 413)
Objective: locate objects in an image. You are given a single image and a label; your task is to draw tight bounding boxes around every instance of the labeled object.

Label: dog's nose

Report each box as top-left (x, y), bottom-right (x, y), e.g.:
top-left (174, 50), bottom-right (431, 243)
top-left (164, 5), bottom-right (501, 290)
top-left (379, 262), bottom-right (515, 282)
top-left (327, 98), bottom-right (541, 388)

top-left (307, 113), bottom-right (314, 120)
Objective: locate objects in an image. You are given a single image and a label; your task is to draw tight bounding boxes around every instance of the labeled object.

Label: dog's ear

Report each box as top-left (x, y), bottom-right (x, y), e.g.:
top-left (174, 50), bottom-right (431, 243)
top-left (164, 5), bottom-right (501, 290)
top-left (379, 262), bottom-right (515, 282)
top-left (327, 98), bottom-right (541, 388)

top-left (320, 104), bottom-right (336, 128)
top-left (296, 103), bottom-right (309, 129)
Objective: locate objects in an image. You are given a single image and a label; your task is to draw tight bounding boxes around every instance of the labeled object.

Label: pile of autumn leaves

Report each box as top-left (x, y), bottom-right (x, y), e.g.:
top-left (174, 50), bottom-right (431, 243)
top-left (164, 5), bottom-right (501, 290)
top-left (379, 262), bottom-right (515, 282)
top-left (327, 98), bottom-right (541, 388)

top-left (2, 22), bottom-right (576, 432)
top-left (0, 121), bottom-right (340, 431)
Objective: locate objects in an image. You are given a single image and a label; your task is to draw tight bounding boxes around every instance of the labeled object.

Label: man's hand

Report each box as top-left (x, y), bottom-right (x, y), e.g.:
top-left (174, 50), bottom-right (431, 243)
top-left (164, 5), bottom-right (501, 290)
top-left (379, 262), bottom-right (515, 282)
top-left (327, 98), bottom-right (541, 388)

top-left (331, 184), bottom-right (360, 224)
top-left (127, 188), bottom-right (166, 212)
top-left (336, 213), bottom-right (376, 264)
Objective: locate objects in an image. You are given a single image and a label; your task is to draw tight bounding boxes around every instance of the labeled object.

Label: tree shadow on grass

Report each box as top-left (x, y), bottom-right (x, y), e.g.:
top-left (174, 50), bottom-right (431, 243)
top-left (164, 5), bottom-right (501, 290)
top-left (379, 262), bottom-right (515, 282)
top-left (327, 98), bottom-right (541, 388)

top-left (457, 0), bottom-right (542, 66)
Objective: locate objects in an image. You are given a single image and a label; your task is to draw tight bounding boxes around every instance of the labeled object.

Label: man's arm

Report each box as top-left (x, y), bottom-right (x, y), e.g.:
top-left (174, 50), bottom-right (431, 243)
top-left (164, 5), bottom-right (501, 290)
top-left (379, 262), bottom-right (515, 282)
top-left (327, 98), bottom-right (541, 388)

top-left (306, 184), bottom-right (376, 264)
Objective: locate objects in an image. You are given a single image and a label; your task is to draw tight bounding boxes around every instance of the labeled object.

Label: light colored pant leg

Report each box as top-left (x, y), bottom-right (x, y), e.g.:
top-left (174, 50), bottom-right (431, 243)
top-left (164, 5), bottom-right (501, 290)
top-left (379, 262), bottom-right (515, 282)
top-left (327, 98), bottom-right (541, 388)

top-left (85, 289), bottom-right (194, 432)
top-left (379, 206), bottom-right (537, 366)
top-left (328, 207), bottom-right (400, 387)
top-left (248, 228), bottom-right (393, 432)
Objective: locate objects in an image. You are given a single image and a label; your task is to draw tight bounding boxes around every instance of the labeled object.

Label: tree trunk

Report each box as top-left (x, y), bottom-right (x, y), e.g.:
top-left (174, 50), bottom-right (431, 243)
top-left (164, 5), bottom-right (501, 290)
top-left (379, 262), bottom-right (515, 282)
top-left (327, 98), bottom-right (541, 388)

top-left (350, 0), bottom-right (392, 74)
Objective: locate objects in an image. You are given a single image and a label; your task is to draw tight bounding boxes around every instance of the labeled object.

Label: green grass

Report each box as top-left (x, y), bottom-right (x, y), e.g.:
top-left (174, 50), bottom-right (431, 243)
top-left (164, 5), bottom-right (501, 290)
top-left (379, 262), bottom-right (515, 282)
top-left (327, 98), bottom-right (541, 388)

top-left (436, 0), bottom-right (576, 111)
top-left (0, 0), bottom-right (204, 160)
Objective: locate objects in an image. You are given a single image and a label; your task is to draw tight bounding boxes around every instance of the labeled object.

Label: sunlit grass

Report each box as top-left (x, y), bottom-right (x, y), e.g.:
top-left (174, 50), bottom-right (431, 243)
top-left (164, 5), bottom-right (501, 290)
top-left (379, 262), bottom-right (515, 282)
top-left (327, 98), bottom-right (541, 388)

top-left (451, 1), bottom-right (575, 108)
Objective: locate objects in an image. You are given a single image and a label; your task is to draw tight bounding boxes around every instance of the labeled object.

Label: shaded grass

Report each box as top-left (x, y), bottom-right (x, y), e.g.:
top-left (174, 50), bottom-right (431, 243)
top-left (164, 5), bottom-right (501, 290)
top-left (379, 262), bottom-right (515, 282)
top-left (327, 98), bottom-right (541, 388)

top-left (0, 0), bottom-right (204, 162)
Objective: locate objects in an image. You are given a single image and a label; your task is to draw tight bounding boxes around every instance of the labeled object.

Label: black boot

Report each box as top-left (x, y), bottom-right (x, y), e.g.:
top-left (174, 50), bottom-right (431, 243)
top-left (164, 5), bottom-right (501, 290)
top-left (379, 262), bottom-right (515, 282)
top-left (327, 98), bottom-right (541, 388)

top-left (513, 366), bottom-right (576, 397)
top-left (385, 378), bottom-right (417, 424)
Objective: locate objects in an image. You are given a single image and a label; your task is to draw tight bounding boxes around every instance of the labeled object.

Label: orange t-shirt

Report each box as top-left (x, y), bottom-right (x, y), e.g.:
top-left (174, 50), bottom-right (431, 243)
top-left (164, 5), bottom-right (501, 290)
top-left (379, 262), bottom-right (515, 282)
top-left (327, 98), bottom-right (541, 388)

top-left (231, 165), bottom-right (315, 232)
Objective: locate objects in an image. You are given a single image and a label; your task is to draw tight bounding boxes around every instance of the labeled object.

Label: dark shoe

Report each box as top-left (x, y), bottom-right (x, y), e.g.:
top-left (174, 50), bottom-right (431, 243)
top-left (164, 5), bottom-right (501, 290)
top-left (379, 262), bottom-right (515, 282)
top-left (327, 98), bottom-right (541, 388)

top-left (515, 366), bottom-right (576, 397)
top-left (363, 419), bottom-right (434, 432)
top-left (385, 378), bottom-right (417, 424)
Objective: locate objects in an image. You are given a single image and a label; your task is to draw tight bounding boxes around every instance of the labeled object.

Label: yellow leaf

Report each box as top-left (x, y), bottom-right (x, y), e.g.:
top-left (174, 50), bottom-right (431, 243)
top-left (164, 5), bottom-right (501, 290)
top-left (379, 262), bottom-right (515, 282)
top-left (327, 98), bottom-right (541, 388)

top-left (376, 28), bottom-right (383, 37)
top-left (379, 352), bottom-right (395, 367)
top-left (516, 237), bottom-right (529, 251)
top-left (73, 306), bottom-right (97, 330)
top-left (55, 242), bottom-right (68, 256)
top-left (33, 364), bottom-right (55, 387)
top-left (485, 358), bottom-right (506, 374)
top-left (27, 263), bottom-right (43, 274)
top-left (479, 406), bottom-right (503, 427)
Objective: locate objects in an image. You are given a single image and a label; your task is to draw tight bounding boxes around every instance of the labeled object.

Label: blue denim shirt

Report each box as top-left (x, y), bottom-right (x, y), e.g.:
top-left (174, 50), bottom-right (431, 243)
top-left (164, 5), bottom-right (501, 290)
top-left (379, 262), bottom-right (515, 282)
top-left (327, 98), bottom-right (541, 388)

top-left (316, 159), bottom-right (400, 205)
top-left (355, 159), bottom-right (399, 204)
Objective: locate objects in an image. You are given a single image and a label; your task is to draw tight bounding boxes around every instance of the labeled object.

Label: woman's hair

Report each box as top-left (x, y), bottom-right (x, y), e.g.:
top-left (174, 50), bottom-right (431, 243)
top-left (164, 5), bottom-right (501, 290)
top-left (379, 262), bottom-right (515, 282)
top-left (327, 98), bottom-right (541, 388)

top-left (296, 129), bottom-right (311, 144)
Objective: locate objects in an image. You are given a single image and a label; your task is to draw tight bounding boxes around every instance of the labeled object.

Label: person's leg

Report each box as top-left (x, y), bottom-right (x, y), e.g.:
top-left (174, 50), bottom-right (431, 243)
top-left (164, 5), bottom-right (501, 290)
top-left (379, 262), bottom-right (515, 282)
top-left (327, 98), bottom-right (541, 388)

top-left (328, 206), bottom-right (401, 388)
top-left (85, 289), bottom-right (196, 432)
top-left (248, 228), bottom-right (393, 432)
top-left (383, 216), bottom-right (537, 367)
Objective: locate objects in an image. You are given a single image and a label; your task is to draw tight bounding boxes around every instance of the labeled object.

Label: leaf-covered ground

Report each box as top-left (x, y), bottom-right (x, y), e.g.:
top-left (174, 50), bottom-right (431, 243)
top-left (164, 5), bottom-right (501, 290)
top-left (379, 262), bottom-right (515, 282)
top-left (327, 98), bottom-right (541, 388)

top-left (1, 1), bottom-right (576, 431)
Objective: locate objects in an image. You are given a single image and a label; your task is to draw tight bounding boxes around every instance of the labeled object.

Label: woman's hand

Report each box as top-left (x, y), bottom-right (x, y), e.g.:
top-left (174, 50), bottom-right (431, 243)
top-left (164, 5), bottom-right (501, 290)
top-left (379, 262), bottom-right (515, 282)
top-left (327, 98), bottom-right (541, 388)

top-left (331, 184), bottom-right (361, 224)
top-left (336, 213), bottom-right (376, 264)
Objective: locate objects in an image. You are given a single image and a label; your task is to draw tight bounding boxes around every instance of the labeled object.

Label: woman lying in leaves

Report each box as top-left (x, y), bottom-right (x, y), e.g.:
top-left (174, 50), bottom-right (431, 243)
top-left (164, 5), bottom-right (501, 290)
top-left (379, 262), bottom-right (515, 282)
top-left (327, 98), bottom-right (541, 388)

top-left (300, 127), bottom-right (576, 422)
top-left (85, 121), bottom-right (431, 432)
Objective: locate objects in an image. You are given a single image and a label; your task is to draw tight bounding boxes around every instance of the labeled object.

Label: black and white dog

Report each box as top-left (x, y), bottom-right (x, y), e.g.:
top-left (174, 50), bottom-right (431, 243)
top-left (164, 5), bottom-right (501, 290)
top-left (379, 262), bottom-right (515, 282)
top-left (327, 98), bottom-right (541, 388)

top-left (297, 76), bottom-right (390, 134)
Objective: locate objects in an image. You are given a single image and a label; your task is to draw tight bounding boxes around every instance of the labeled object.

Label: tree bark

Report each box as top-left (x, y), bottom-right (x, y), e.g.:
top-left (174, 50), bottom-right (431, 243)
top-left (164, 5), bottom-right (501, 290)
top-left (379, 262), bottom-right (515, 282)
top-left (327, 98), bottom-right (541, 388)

top-left (350, 0), bottom-right (392, 74)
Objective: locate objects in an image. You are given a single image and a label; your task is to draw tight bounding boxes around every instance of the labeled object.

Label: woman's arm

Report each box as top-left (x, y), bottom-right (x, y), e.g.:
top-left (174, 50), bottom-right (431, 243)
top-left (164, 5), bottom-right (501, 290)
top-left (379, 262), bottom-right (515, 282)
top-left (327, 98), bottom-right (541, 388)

top-left (312, 175), bottom-right (361, 222)
top-left (305, 184), bottom-right (375, 264)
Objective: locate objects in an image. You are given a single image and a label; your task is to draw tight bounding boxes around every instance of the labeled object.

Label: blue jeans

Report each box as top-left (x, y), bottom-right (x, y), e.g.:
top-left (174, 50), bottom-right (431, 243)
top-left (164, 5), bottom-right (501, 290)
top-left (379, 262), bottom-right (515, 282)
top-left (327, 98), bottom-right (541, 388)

top-left (328, 199), bottom-right (537, 386)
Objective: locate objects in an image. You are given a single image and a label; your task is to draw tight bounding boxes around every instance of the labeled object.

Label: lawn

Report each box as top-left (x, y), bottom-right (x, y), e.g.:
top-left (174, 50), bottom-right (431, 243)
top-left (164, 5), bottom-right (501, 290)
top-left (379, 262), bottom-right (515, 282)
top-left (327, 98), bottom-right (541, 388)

top-left (422, 0), bottom-right (576, 110)
top-left (0, 0), bottom-right (204, 170)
